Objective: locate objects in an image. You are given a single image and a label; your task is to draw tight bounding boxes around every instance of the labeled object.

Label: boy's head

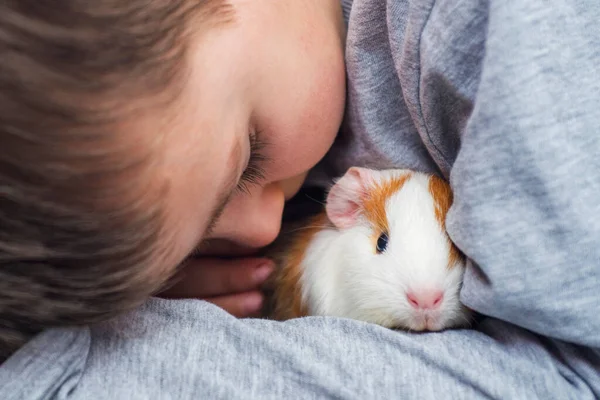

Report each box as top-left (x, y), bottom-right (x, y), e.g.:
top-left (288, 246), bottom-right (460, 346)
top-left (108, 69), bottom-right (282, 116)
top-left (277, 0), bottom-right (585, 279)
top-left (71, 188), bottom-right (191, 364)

top-left (0, 0), bottom-right (345, 357)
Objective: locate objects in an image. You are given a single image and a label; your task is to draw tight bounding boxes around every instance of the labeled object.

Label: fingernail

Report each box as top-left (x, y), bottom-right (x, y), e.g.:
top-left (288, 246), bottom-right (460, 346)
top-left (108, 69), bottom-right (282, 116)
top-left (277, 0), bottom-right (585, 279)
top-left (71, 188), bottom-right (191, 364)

top-left (253, 262), bottom-right (274, 283)
top-left (245, 292), bottom-right (264, 313)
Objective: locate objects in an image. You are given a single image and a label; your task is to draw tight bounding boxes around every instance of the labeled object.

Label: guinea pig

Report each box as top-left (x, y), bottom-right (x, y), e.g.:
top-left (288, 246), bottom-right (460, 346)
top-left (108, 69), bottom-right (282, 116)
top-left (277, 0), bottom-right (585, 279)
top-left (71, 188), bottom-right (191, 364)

top-left (263, 167), bottom-right (472, 332)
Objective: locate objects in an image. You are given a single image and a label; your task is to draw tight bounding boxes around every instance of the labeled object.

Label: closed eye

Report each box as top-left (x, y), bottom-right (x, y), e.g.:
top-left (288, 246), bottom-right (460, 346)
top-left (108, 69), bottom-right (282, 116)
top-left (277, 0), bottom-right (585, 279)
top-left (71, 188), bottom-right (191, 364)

top-left (235, 130), bottom-right (269, 194)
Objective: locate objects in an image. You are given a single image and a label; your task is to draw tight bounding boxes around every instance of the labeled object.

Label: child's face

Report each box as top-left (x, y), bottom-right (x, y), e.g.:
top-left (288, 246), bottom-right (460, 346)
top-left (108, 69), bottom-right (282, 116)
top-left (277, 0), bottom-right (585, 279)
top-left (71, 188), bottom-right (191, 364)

top-left (159, 1), bottom-right (346, 266)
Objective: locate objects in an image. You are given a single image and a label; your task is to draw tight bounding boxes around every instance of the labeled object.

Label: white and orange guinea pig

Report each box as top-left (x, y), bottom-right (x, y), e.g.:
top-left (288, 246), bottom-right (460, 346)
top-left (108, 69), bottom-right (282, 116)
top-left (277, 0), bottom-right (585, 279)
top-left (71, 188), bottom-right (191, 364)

top-left (262, 167), bottom-right (472, 332)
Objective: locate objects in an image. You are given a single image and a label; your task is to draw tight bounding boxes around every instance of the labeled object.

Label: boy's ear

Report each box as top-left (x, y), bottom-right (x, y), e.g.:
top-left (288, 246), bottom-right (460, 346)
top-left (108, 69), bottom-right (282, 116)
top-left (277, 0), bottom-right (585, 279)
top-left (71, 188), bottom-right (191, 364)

top-left (325, 167), bottom-right (376, 229)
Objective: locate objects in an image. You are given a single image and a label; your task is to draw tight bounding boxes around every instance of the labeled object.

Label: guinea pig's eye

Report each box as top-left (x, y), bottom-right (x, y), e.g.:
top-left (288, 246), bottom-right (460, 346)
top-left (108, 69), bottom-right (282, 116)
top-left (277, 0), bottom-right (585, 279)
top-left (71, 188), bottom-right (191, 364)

top-left (376, 232), bottom-right (389, 253)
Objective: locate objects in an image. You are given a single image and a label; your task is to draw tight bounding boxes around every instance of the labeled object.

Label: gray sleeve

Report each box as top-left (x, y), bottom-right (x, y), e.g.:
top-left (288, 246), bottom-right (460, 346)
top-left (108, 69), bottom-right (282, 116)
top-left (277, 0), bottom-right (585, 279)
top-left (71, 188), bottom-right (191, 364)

top-left (68, 300), bottom-right (600, 400)
top-left (444, 0), bottom-right (600, 348)
top-left (1, 302), bottom-right (597, 399)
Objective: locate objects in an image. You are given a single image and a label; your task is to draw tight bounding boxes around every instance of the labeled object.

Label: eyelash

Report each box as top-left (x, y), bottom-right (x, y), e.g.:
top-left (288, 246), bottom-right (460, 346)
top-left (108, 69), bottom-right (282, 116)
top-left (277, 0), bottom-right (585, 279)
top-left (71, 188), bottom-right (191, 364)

top-left (235, 130), bottom-right (269, 194)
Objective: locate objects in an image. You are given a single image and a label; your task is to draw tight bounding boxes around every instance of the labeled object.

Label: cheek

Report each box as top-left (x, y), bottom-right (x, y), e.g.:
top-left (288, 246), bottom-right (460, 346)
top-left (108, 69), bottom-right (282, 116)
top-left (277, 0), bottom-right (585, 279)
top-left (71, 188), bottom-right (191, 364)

top-left (445, 263), bottom-right (467, 291)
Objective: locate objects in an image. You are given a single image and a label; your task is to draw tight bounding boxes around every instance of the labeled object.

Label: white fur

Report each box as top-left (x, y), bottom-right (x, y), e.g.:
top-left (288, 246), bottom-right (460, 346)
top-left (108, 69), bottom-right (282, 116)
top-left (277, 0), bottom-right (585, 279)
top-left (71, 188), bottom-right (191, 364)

top-left (300, 169), bottom-right (470, 331)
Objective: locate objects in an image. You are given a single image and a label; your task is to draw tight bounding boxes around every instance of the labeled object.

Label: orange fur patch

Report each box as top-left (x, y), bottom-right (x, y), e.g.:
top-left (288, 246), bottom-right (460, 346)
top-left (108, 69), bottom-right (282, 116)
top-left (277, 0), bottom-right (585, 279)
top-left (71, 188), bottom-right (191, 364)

top-left (363, 173), bottom-right (411, 249)
top-left (268, 212), bottom-right (332, 320)
top-left (428, 175), bottom-right (453, 229)
top-left (428, 175), bottom-right (462, 268)
top-left (448, 242), bottom-right (462, 269)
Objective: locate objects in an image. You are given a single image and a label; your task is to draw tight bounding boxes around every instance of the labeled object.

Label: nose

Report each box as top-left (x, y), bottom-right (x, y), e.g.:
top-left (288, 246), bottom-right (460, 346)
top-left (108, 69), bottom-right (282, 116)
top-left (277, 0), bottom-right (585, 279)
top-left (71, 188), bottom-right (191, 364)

top-left (208, 183), bottom-right (285, 249)
top-left (406, 289), bottom-right (444, 310)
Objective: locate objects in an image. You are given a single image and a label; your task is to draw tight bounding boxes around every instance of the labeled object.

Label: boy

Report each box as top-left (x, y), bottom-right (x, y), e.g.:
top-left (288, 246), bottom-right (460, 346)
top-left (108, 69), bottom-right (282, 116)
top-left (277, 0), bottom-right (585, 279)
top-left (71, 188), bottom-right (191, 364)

top-left (1, 0), bottom-right (599, 399)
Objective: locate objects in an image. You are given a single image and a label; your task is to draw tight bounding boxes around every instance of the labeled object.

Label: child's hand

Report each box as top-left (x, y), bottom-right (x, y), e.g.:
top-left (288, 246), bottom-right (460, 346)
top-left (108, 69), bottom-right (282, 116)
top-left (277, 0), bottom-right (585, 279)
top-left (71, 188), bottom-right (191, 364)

top-left (158, 257), bottom-right (273, 318)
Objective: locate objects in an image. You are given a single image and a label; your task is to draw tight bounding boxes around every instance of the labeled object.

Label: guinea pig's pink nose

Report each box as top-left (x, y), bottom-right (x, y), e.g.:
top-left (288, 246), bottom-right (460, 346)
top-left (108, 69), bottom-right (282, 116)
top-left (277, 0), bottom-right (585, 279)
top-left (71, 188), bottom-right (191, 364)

top-left (406, 290), bottom-right (444, 310)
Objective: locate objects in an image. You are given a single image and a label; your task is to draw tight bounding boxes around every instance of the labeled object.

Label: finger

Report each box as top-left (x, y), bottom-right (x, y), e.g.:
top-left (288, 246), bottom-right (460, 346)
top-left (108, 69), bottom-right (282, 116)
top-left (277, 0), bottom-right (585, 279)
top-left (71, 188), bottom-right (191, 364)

top-left (160, 257), bottom-right (274, 299)
top-left (206, 291), bottom-right (264, 318)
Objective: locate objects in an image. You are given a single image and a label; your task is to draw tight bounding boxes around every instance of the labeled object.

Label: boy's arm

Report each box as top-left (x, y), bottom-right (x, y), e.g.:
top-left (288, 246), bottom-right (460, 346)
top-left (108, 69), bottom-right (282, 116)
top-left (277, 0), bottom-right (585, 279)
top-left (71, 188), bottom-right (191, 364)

top-left (4, 299), bottom-right (594, 399)
top-left (446, 0), bottom-right (600, 347)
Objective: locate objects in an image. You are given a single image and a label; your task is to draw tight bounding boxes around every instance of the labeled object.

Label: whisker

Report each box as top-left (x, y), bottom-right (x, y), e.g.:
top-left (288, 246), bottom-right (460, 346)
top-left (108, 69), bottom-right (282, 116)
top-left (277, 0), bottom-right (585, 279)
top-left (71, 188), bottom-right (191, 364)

top-left (304, 194), bottom-right (326, 207)
top-left (279, 225), bottom-right (333, 235)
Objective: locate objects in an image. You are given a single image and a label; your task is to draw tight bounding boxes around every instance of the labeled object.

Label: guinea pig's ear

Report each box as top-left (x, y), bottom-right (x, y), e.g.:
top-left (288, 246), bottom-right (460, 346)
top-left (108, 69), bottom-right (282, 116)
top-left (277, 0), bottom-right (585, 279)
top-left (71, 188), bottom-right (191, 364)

top-left (326, 167), bottom-right (375, 229)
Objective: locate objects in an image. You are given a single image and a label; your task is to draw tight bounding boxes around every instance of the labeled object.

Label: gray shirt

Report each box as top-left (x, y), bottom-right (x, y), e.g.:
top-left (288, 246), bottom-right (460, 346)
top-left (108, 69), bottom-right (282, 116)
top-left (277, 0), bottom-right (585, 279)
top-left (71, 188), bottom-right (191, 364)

top-left (2, 0), bottom-right (599, 398)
